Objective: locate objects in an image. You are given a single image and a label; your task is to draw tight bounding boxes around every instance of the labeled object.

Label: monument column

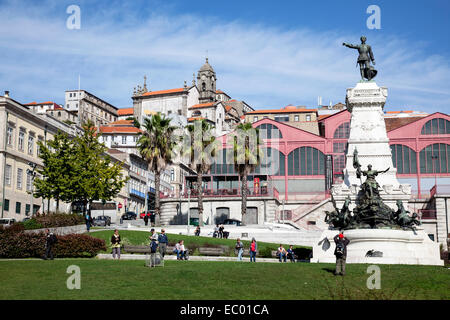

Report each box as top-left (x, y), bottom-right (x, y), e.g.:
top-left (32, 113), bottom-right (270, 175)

top-left (331, 81), bottom-right (411, 210)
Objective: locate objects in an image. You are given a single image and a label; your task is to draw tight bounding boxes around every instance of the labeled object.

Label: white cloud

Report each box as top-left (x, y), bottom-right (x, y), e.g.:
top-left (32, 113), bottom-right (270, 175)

top-left (0, 1), bottom-right (448, 114)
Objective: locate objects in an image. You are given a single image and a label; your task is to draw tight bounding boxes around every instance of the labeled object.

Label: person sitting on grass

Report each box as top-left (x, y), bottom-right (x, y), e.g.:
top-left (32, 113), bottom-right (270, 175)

top-left (277, 244), bottom-right (287, 263)
top-left (287, 245), bottom-right (295, 263)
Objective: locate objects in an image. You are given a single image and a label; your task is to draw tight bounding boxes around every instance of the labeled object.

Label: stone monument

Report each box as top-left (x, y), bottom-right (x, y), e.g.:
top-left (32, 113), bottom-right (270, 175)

top-left (311, 37), bottom-right (444, 266)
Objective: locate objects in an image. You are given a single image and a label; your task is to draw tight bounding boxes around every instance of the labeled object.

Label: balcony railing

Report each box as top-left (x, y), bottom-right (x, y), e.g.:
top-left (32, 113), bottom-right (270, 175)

top-left (161, 186), bottom-right (280, 200)
top-left (418, 209), bottom-right (437, 220)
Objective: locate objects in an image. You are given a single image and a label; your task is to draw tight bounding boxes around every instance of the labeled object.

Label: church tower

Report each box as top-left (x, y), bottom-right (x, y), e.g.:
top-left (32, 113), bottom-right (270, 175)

top-left (197, 58), bottom-right (217, 104)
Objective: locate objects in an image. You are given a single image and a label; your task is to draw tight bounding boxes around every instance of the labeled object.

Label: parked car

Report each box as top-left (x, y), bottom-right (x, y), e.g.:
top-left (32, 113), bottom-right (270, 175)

top-left (223, 218), bottom-right (241, 226)
top-left (92, 215), bottom-right (111, 226)
top-left (0, 218), bottom-right (16, 227)
top-left (121, 211), bottom-right (137, 220)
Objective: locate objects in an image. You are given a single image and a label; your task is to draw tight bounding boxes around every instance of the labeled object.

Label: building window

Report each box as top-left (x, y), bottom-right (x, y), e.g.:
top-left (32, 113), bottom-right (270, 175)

top-left (333, 142), bottom-right (347, 153)
top-left (294, 115), bottom-right (299, 122)
top-left (274, 115), bottom-right (289, 122)
top-left (5, 164), bottom-right (11, 186)
top-left (15, 202), bottom-right (21, 214)
top-left (421, 118), bottom-right (450, 135)
top-left (28, 135), bottom-right (34, 155)
top-left (333, 155), bottom-right (346, 174)
top-left (122, 135), bottom-right (127, 144)
top-left (4, 199), bottom-right (9, 211)
top-left (419, 143), bottom-right (449, 173)
top-left (333, 122), bottom-right (350, 139)
top-left (256, 123), bottom-right (283, 139)
top-left (18, 130), bottom-right (25, 151)
top-left (26, 172), bottom-right (32, 192)
top-left (287, 146), bottom-right (325, 176)
top-left (390, 144), bottom-right (417, 174)
top-left (171, 169), bottom-right (175, 181)
top-left (17, 168), bottom-right (22, 190)
top-left (133, 135), bottom-right (137, 142)
top-left (7, 127), bottom-right (13, 146)
top-left (306, 115), bottom-right (311, 122)
top-left (253, 116), bottom-right (258, 122)
top-left (37, 137), bottom-right (44, 156)
top-left (255, 147), bottom-right (285, 176)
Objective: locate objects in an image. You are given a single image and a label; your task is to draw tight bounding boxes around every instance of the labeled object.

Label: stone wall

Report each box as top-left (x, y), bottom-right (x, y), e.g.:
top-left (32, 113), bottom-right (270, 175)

top-left (24, 224), bottom-right (86, 235)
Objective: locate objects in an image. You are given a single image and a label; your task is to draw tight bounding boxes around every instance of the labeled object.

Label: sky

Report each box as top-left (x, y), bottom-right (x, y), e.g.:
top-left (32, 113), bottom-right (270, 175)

top-left (0, 0), bottom-right (449, 113)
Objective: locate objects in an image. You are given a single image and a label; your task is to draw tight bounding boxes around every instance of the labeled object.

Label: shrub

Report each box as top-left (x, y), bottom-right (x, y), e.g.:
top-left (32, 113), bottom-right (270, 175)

top-left (259, 247), bottom-right (274, 258)
top-left (0, 231), bottom-right (106, 258)
top-left (24, 213), bottom-right (85, 229)
top-left (22, 219), bottom-right (44, 230)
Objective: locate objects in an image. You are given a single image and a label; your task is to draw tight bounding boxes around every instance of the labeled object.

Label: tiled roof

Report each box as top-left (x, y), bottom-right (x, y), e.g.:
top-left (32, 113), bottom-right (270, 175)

top-left (188, 102), bottom-right (216, 110)
top-left (246, 107), bottom-right (317, 115)
top-left (110, 119), bottom-right (134, 125)
top-left (141, 88), bottom-right (185, 96)
top-left (24, 101), bottom-right (56, 105)
top-left (118, 108), bottom-right (134, 116)
top-left (100, 126), bottom-right (142, 134)
top-left (318, 114), bottom-right (332, 121)
top-left (188, 117), bottom-right (206, 121)
top-left (384, 117), bottom-right (424, 131)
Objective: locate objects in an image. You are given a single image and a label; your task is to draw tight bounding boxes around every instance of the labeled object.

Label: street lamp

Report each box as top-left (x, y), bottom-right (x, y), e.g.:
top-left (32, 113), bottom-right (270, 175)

top-left (26, 162), bottom-right (37, 216)
top-left (187, 188), bottom-right (191, 235)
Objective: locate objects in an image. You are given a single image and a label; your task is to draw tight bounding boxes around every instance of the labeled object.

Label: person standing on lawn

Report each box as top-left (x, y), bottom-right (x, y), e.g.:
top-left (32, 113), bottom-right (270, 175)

top-left (149, 228), bottom-right (158, 241)
top-left (249, 238), bottom-right (258, 262)
top-left (149, 237), bottom-right (159, 267)
top-left (111, 229), bottom-right (121, 260)
top-left (334, 231), bottom-right (350, 276)
top-left (158, 229), bottom-right (168, 259)
top-left (235, 238), bottom-right (244, 261)
top-left (43, 229), bottom-right (57, 260)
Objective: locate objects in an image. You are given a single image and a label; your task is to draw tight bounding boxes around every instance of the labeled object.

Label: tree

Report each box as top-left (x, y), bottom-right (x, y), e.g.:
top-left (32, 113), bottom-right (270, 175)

top-left (232, 123), bottom-right (262, 222)
top-left (71, 121), bottom-right (128, 216)
top-left (136, 113), bottom-right (177, 226)
top-left (184, 120), bottom-right (219, 226)
top-left (34, 131), bottom-right (76, 213)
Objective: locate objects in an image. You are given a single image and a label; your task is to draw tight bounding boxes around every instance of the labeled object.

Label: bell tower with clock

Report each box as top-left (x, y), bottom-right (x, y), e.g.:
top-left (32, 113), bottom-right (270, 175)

top-left (197, 58), bottom-right (217, 104)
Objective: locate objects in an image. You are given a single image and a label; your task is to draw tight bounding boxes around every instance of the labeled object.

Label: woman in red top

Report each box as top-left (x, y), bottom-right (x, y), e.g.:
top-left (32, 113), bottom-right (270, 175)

top-left (249, 238), bottom-right (257, 262)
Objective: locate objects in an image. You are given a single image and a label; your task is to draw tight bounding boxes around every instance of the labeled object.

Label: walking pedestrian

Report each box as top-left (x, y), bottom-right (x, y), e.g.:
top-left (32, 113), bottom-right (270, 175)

top-left (158, 229), bottom-right (168, 259)
top-left (218, 224), bottom-right (224, 238)
top-left (144, 214), bottom-right (149, 226)
top-left (85, 213), bottom-right (91, 232)
top-left (194, 226), bottom-right (201, 236)
top-left (334, 231), bottom-right (350, 276)
top-left (111, 229), bottom-right (121, 260)
top-left (43, 229), bottom-right (57, 260)
top-left (249, 238), bottom-right (258, 262)
top-left (235, 238), bottom-right (244, 261)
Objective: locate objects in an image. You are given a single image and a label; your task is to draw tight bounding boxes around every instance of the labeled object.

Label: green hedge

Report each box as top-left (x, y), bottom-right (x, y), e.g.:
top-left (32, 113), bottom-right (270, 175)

top-left (0, 226), bottom-right (106, 258)
top-left (19, 213), bottom-right (85, 230)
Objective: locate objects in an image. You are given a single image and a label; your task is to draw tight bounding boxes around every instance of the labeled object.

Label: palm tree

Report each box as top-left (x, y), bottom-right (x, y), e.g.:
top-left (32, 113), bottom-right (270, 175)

top-left (185, 119), bottom-right (219, 226)
top-left (232, 123), bottom-right (263, 223)
top-left (137, 113), bottom-right (177, 226)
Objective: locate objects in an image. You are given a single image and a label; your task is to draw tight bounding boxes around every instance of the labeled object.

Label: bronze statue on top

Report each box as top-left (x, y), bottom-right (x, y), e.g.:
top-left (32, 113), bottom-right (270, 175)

top-left (343, 36), bottom-right (377, 81)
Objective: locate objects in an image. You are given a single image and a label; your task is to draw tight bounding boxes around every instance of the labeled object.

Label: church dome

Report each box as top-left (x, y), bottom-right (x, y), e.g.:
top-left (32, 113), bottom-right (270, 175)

top-left (199, 58), bottom-right (214, 72)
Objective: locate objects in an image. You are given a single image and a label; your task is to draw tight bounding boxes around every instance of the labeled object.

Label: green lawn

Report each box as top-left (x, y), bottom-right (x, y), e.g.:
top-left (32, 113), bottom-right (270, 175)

top-left (88, 230), bottom-right (311, 257)
top-left (0, 259), bottom-right (448, 300)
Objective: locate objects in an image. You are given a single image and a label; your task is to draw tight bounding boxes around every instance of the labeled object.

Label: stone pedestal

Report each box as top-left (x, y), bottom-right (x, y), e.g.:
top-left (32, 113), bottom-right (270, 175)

top-left (332, 82), bottom-right (411, 211)
top-left (311, 228), bottom-right (444, 266)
